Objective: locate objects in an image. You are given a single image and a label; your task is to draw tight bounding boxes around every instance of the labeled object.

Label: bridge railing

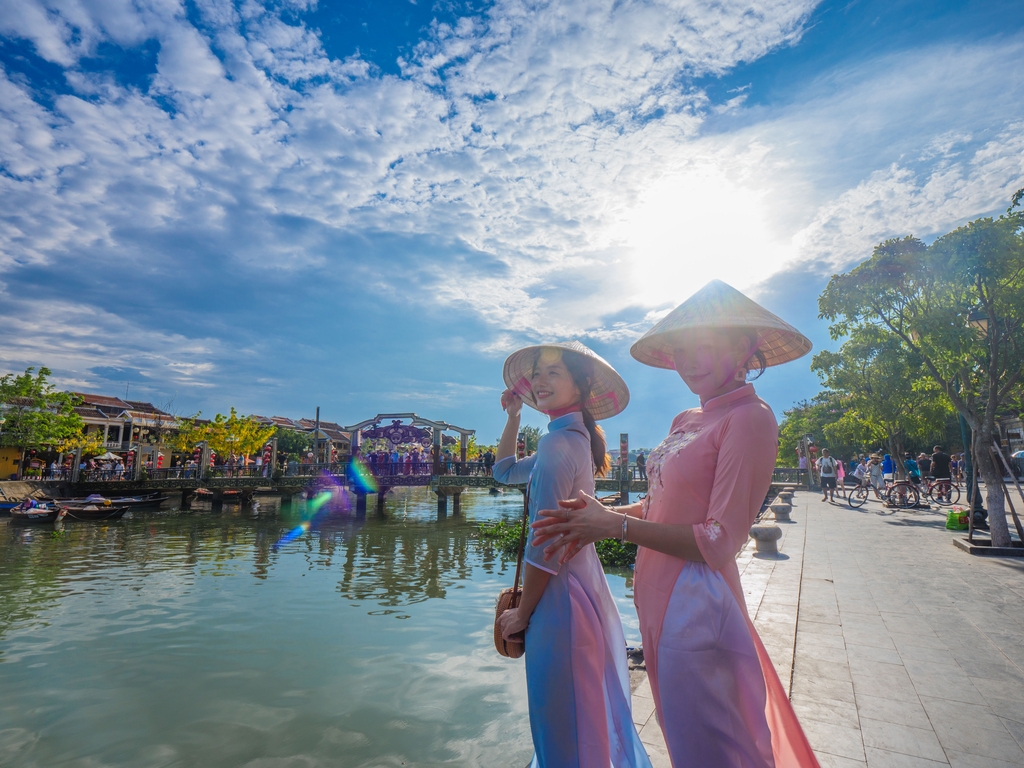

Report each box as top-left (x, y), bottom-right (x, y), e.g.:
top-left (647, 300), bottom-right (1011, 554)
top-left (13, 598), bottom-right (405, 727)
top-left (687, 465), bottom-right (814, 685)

top-left (76, 460), bottom-right (650, 484)
top-left (772, 467), bottom-right (809, 486)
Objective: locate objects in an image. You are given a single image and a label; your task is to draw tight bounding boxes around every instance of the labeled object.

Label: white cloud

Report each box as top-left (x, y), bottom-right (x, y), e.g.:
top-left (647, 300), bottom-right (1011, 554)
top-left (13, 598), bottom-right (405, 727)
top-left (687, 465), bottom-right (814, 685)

top-left (1, 0), bottom-right (1022, 415)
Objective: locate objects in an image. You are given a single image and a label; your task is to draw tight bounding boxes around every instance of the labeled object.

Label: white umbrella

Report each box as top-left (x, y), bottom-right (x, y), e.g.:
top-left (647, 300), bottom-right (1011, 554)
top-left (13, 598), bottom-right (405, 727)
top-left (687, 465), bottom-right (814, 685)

top-left (94, 451), bottom-right (121, 460)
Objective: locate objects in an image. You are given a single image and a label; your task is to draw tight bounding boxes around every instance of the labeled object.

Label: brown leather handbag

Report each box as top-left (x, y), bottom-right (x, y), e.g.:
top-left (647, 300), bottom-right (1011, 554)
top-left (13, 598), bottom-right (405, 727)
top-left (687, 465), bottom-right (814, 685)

top-left (494, 489), bottom-right (530, 658)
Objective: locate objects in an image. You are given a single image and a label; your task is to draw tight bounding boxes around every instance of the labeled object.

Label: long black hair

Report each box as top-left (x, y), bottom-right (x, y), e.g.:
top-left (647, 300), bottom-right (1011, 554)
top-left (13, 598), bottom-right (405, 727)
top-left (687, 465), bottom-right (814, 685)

top-left (557, 350), bottom-right (611, 477)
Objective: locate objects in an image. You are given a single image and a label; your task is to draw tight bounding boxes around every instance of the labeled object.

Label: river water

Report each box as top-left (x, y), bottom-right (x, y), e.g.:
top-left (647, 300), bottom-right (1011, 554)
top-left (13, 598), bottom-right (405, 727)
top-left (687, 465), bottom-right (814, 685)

top-left (0, 488), bottom-right (639, 767)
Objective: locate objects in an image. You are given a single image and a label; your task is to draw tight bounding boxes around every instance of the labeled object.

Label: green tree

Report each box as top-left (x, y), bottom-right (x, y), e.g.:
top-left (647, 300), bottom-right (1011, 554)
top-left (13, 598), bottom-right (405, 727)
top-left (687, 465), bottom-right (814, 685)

top-left (776, 395), bottom-right (864, 468)
top-left (819, 192), bottom-right (1024, 546)
top-left (170, 409), bottom-right (276, 457)
top-left (811, 326), bottom-right (954, 470)
top-left (520, 425), bottom-right (542, 453)
top-left (275, 427), bottom-right (313, 458)
top-left (0, 367), bottom-right (90, 456)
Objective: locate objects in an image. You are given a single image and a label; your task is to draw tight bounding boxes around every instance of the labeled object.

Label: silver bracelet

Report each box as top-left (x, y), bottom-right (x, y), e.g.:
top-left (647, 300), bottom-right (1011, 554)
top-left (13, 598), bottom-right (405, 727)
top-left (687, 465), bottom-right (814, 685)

top-left (621, 513), bottom-right (629, 543)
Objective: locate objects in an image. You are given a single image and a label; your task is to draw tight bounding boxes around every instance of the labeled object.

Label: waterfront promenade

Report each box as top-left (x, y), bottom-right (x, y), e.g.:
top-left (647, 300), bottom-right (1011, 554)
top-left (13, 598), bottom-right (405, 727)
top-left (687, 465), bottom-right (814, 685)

top-left (631, 491), bottom-right (1024, 767)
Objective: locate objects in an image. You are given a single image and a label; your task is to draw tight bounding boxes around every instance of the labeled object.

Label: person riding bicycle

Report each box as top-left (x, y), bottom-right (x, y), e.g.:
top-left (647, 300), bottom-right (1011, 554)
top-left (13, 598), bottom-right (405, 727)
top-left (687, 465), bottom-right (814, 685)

top-left (904, 452), bottom-right (922, 484)
top-left (852, 457), bottom-right (868, 486)
top-left (881, 454), bottom-right (894, 482)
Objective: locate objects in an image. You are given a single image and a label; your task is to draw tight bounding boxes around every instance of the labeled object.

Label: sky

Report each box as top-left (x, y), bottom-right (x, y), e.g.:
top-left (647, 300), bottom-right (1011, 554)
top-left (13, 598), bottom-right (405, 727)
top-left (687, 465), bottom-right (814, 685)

top-left (1, 0), bottom-right (1023, 449)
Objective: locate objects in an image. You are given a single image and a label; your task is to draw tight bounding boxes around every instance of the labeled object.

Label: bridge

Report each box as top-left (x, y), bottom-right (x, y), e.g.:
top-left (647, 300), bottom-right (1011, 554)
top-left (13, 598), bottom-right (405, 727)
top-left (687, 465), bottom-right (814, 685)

top-left (70, 460), bottom-right (649, 515)
top-left (48, 412), bottom-right (804, 515)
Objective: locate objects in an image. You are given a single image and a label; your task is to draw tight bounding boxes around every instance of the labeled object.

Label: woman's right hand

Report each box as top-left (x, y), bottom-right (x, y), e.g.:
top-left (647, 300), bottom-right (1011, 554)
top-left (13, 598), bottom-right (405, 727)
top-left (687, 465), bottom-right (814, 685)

top-left (500, 388), bottom-right (523, 417)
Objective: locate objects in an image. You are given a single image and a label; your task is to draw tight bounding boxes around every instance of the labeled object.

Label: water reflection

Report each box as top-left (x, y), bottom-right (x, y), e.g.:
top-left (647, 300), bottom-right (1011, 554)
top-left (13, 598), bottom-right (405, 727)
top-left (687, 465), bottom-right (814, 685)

top-left (2, 488), bottom-right (634, 767)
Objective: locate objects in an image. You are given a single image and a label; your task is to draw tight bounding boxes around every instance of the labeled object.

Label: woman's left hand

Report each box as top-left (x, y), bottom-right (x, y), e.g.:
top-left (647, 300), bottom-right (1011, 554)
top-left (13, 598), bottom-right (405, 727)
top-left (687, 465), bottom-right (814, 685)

top-left (498, 607), bottom-right (529, 640)
top-left (531, 491), bottom-right (621, 564)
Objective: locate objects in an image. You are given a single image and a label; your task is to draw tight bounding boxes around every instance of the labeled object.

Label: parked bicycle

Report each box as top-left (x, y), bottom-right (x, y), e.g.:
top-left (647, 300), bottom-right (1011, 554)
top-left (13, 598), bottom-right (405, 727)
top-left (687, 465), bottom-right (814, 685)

top-left (885, 478), bottom-right (920, 509)
top-left (924, 477), bottom-right (960, 506)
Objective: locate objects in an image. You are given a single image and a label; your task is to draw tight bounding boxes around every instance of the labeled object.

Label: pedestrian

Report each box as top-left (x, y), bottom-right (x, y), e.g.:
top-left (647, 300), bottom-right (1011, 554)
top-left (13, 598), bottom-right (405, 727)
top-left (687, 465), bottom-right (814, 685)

top-left (532, 280), bottom-right (818, 767)
top-left (492, 341), bottom-right (650, 767)
top-left (636, 449), bottom-right (647, 480)
top-left (931, 445), bottom-right (952, 502)
top-left (816, 448), bottom-right (839, 502)
top-left (917, 452), bottom-right (932, 477)
top-left (882, 453), bottom-right (895, 482)
top-left (904, 452), bottom-right (922, 485)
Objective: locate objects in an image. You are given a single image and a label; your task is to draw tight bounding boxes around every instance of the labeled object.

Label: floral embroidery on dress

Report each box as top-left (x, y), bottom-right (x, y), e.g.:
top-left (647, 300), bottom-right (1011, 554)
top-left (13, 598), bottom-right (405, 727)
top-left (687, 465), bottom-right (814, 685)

top-left (703, 519), bottom-right (723, 541)
top-left (647, 428), bottom-right (704, 494)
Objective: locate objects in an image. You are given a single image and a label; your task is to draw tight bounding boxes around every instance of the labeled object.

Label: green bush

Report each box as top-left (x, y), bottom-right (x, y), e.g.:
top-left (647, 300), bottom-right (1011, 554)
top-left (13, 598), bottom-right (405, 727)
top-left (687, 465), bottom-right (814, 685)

top-left (595, 538), bottom-right (637, 567)
top-left (479, 519), bottom-right (523, 558)
top-left (478, 521), bottom-right (637, 567)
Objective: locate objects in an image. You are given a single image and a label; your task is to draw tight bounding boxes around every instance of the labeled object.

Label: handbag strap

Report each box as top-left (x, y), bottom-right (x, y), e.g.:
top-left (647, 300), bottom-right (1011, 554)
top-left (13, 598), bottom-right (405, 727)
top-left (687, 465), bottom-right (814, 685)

top-left (511, 422), bottom-right (587, 594)
top-left (512, 485), bottom-right (530, 596)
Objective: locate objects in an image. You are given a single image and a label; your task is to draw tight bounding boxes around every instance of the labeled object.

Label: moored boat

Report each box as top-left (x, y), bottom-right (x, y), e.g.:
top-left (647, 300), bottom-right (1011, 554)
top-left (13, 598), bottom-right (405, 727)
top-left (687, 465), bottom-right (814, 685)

top-left (57, 495), bottom-right (136, 514)
top-left (61, 504), bottom-right (130, 521)
top-left (9, 500), bottom-right (64, 525)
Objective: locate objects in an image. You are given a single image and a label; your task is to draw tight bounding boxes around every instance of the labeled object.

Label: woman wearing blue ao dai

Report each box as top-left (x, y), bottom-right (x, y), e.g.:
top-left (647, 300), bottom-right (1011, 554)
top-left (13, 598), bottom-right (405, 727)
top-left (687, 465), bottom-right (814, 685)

top-left (493, 342), bottom-right (651, 768)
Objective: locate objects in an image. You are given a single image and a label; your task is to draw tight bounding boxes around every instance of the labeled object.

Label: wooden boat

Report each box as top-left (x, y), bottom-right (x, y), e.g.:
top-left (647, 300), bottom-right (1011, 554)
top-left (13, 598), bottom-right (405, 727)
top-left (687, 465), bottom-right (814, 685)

top-left (9, 501), bottom-right (64, 524)
top-left (116, 494), bottom-right (169, 506)
top-left (193, 488), bottom-right (214, 498)
top-left (58, 495), bottom-right (135, 514)
top-left (61, 504), bottom-right (130, 521)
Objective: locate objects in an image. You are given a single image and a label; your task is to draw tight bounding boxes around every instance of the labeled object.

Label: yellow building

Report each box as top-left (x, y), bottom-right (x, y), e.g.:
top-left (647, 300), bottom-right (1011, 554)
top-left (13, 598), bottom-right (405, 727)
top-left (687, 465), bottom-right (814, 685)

top-left (0, 446), bottom-right (21, 480)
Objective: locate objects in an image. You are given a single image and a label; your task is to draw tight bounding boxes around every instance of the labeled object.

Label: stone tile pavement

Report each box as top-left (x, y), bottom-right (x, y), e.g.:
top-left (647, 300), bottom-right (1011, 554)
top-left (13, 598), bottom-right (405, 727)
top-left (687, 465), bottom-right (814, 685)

top-left (631, 490), bottom-right (1024, 768)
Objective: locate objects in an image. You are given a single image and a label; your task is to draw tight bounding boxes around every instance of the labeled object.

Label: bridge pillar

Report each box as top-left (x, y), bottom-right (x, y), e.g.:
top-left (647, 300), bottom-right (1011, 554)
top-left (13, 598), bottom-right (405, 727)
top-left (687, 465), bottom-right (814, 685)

top-left (181, 489), bottom-right (191, 509)
top-left (436, 491), bottom-right (448, 518)
top-left (452, 491), bottom-right (462, 516)
top-left (375, 488), bottom-right (388, 515)
top-left (355, 492), bottom-right (367, 517)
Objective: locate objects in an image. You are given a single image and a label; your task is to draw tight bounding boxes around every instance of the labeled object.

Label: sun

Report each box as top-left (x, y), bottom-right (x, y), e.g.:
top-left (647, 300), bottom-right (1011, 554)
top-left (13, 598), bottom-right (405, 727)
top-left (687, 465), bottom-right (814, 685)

top-left (612, 164), bottom-right (795, 307)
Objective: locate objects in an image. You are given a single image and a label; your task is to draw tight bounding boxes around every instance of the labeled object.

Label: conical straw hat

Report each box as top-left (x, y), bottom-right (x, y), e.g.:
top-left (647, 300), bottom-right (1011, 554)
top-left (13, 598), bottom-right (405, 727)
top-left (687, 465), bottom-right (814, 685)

top-left (630, 280), bottom-right (812, 370)
top-left (503, 340), bottom-right (629, 420)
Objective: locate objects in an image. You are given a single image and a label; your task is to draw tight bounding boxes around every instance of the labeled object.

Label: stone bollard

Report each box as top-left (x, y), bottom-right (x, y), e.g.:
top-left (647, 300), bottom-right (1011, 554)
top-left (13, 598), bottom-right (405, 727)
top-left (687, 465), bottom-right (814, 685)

top-left (770, 502), bottom-right (792, 522)
top-left (749, 525), bottom-right (783, 555)
top-left (777, 491), bottom-right (794, 504)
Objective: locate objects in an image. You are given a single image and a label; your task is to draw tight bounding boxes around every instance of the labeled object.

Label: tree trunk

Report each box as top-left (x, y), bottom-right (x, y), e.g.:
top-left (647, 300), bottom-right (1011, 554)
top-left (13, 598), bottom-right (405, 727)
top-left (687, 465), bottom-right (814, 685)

top-left (976, 446), bottom-right (1011, 547)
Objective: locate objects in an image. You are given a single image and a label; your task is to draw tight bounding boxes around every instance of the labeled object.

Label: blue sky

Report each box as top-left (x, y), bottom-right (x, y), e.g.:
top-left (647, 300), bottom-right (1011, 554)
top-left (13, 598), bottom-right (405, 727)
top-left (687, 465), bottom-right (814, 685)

top-left (1, 0), bottom-right (1022, 449)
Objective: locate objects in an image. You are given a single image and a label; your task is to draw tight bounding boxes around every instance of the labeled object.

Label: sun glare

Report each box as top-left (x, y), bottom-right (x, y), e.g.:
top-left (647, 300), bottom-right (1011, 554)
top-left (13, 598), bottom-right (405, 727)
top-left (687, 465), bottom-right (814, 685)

top-left (613, 167), bottom-right (794, 307)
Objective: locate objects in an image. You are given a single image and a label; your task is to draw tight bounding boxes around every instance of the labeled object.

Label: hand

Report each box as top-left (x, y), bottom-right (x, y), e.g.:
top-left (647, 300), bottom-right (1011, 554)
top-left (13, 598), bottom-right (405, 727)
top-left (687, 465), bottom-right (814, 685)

top-left (531, 491), bottom-right (621, 564)
top-left (500, 389), bottom-right (523, 418)
top-left (498, 606), bottom-right (529, 641)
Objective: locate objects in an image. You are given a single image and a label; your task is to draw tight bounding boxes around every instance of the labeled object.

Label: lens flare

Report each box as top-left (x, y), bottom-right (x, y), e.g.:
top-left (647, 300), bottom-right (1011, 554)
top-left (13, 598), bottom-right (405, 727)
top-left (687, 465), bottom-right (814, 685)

top-left (348, 457), bottom-right (379, 493)
top-left (272, 474), bottom-right (360, 551)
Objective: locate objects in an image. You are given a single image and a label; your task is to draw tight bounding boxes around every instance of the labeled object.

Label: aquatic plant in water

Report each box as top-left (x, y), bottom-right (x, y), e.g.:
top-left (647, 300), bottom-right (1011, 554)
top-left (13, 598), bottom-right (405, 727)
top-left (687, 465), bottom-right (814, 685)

top-left (478, 521), bottom-right (636, 566)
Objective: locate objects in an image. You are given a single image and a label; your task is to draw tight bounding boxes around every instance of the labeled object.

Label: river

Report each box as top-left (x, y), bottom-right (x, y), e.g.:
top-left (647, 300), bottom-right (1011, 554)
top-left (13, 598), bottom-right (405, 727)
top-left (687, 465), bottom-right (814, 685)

top-left (0, 488), bottom-right (640, 767)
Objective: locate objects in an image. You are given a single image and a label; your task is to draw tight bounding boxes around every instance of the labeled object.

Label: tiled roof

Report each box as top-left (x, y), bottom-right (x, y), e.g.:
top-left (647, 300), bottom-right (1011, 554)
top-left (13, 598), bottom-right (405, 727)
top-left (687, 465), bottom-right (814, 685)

top-left (73, 392), bottom-right (132, 409)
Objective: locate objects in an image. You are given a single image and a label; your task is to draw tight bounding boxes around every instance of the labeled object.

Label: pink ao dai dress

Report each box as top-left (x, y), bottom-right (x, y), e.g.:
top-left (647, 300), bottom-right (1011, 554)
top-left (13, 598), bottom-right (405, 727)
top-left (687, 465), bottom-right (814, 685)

top-left (635, 384), bottom-right (819, 768)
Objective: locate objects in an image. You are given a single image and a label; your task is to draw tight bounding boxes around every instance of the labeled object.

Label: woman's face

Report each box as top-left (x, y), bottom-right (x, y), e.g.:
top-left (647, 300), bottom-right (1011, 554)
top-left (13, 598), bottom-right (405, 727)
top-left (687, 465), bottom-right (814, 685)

top-left (670, 329), bottom-right (750, 401)
top-left (531, 350), bottom-right (581, 413)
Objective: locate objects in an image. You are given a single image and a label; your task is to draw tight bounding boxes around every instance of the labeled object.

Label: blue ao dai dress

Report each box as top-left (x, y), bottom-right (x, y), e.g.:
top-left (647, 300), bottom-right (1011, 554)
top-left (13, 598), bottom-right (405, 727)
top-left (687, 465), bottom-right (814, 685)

top-left (493, 412), bottom-right (652, 768)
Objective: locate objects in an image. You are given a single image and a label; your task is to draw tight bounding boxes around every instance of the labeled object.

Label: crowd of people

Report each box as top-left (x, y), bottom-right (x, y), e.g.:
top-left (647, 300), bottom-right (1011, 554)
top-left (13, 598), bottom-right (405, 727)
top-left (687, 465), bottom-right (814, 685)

top-left (812, 445), bottom-right (966, 502)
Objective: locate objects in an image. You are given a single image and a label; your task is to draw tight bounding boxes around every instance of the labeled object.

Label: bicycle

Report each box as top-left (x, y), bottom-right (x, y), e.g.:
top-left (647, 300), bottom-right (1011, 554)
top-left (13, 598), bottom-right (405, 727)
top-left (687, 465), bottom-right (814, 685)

top-left (849, 483), bottom-right (869, 508)
top-left (925, 477), bottom-right (960, 506)
top-left (885, 479), bottom-right (920, 508)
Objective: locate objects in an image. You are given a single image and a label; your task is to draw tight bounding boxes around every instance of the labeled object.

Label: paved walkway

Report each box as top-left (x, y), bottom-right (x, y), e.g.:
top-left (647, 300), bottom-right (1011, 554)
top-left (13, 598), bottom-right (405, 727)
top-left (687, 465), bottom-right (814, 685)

top-left (631, 490), bottom-right (1024, 768)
